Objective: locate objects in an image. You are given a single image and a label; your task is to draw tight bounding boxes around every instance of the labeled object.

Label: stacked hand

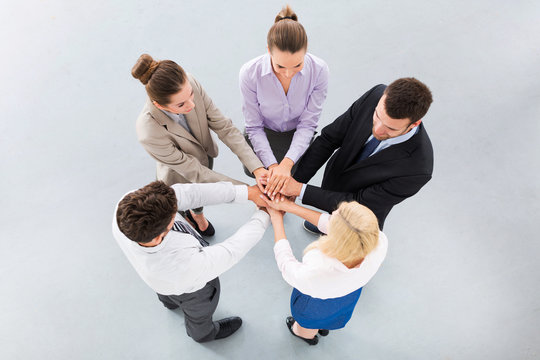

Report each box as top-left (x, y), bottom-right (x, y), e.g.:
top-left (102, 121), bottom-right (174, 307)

top-left (247, 185), bottom-right (267, 208)
top-left (265, 158), bottom-right (294, 199)
top-left (259, 193), bottom-right (295, 212)
top-left (257, 162), bottom-right (303, 200)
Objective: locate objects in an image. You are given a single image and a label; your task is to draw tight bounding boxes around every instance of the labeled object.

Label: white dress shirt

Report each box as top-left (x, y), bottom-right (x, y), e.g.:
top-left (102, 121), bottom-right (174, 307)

top-left (113, 182), bottom-right (270, 296)
top-left (273, 214), bottom-right (388, 299)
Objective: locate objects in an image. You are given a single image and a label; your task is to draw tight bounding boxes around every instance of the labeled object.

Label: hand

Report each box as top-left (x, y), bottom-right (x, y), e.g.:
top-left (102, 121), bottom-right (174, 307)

top-left (247, 185), bottom-right (267, 208)
top-left (266, 158), bottom-right (294, 199)
top-left (259, 193), bottom-right (295, 212)
top-left (266, 205), bottom-right (285, 220)
top-left (253, 167), bottom-right (269, 193)
top-left (278, 177), bottom-right (303, 197)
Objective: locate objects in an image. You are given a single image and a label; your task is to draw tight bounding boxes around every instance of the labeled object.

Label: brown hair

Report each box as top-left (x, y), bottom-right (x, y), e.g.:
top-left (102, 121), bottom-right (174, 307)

top-left (267, 5), bottom-right (308, 53)
top-left (304, 202), bottom-right (379, 268)
top-left (116, 181), bottom-right (178, 244)
top-left (384, 77), bottom-right (433, 123)
top-left (131, 54), bottom-right (187, 106)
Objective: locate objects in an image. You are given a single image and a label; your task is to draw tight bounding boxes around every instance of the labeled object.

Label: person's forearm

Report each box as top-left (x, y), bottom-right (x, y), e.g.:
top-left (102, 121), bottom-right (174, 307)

top-left (286, 202), bottom-right (321, 227)
top-left (271, 216), bottom-right (286, 243)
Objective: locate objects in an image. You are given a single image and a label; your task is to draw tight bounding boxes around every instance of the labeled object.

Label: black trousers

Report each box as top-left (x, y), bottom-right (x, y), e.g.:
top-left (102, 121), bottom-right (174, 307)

top-left (157, 277), bottom-right (220, 342)
top-left (243, 128), bottom-right (313, 177)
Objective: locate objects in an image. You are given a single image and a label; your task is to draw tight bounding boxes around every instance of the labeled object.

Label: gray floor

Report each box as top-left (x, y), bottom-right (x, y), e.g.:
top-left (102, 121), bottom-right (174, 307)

top-left (1, 0), bottom-right (539, 359)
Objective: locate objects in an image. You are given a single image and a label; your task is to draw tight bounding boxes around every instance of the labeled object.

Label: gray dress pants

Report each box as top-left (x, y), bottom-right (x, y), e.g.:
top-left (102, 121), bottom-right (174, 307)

top-left (157, 277), bottom-right (221, 342)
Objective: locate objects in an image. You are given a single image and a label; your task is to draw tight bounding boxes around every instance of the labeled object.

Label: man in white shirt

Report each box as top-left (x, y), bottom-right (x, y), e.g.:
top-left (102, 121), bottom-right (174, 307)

top-left (112, 181), bottom-right (269, 342)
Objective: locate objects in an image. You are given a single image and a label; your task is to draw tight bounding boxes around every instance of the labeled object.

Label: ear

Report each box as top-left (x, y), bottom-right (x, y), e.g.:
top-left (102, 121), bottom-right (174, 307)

top-left (152, 100), bottom-right (165, 111)
top-left (409, 119), bottom-right (422, 129)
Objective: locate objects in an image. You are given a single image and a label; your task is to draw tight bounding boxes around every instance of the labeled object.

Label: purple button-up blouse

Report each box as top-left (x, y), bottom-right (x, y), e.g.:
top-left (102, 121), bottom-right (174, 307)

top-left (239, 53), bottom-right (329, 167)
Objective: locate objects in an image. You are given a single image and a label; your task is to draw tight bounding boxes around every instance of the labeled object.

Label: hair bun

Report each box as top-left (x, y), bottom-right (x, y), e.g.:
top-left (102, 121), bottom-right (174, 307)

top-left (131, 54), bottom-right (160, 85)
top-left (275, 4), bottom-right (298, 23)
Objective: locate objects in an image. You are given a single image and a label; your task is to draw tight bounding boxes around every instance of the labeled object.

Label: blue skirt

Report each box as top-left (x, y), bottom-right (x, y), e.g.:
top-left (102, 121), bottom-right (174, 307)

top-left (290, 287), bottom-right (363, 330)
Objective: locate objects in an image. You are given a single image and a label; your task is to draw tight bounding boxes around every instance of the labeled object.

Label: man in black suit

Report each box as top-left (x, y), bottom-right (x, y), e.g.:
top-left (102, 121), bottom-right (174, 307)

top-left (277, 77), bottom-right (433, 230)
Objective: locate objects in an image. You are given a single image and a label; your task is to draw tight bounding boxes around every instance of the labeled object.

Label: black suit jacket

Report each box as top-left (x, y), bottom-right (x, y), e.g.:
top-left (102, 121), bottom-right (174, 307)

top-left (294, 84), bottom-right (433, 229)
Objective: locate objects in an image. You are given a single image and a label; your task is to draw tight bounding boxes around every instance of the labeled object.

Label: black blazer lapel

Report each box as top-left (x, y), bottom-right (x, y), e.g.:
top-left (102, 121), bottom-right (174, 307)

top-left (344, 144), bottom-right (410, 172)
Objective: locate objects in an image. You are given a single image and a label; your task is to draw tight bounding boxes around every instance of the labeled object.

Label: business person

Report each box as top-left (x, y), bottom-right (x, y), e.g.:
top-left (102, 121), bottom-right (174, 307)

top-left (239, 5), bottom-right (328, 197)
top-left (277, 77), bottom-right (434, 230)
top-left (113, 181), bottom-right (269, 342)
top-left (262, 196), bottom-right (387, 345)
top-left (132, 54), bottom-right (268, 236)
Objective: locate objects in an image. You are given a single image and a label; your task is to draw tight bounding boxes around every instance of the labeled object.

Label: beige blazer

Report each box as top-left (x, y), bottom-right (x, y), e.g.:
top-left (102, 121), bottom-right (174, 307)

top-left (136, 74), bottom-right (263, 186)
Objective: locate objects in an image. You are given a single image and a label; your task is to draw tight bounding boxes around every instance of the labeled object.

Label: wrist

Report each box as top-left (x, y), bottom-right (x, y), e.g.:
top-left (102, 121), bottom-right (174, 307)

top-left (280, 157), bottom-right (294, 170)
top-left (270, 213), bottom-right (284, 221)
top-left (292, 180), bottom-right (303, 196)
top-left (268, 163), bottom-right (278, 169)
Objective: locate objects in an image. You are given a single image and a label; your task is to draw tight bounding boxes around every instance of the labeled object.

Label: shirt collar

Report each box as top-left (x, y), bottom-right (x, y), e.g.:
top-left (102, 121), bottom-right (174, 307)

top-left (368, 124), bottom-right (419, 148)
top-left (261, 53), bottom-right (273, 76)
top-left (161, 109), bottom-right (182, 122)
top-left (382, 124), bottom-right (419, 146)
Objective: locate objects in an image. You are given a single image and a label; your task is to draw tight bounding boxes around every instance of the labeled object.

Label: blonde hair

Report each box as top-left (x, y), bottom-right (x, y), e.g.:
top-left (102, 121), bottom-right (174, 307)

top-left (304, 202), bottom-right (379, 268)
top-left (267, 5), bottom-right (308, 53)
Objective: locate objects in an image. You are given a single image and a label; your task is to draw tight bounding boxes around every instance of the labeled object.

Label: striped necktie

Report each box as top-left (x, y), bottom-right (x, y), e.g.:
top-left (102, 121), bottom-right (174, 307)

top-left (172, 219), bottom-right (209, 247)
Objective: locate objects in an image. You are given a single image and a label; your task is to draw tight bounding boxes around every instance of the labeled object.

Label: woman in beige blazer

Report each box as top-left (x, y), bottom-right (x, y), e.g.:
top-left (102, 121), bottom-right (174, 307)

top-left (131, 54), bottom-right (267, 236)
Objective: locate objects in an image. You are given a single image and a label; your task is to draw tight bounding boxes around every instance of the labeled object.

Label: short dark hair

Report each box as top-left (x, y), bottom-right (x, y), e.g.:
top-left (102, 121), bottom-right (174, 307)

top-left (384, 78), bottom-right (433, 123)
top-left (116, 181), bottom-right (178, 243)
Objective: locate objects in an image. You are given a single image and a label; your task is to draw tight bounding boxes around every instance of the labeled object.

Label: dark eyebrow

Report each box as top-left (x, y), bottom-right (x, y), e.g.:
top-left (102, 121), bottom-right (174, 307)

top-left (375, 108), bottom-right (399, 131)
top-left (276, 62), bottom-right (303, 69)
top-left (177, 90), bottom-right (194, 107)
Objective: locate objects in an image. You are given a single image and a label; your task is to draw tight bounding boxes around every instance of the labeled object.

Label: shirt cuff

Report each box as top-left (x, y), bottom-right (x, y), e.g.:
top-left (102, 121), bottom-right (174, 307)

top-left (252, 209), bottom-right (271, 228)
top-left (298, 183), bottom-right (308, 200)
top-left (233, 185), bottom-right (248, 203)
top-left (273, 238), bottom-right (290, 251)
top-left (317, 213), bottom-right (330, 234)
top-left (284, 149), bottom-right (301, 164)
top-left (262, 156), bottom-right (278, 169)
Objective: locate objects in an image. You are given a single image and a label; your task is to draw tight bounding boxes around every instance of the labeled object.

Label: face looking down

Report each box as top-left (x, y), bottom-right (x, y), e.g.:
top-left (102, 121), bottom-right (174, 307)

top-left (372, 94), bottom-right (421, 141)
top-left (154, 81), bottom-right (195, 115)
top-left (269, 48), bottom-right (306, 80)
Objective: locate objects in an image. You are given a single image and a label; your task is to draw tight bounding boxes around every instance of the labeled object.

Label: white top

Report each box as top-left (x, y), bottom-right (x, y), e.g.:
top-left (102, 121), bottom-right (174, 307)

top-left (112, 182), bottom-right (270, 295)
top-left (273, 213), bottom-right (388, 299)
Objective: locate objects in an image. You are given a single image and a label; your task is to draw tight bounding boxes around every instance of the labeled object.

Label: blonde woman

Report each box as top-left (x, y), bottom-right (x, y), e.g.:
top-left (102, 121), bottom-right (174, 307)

top-left (262, 197), bottom-right (388, 345)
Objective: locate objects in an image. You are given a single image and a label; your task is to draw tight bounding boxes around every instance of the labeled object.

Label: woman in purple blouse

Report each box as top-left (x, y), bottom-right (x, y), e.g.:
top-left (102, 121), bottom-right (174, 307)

top-left (239, 5), bottom-right (329, 198)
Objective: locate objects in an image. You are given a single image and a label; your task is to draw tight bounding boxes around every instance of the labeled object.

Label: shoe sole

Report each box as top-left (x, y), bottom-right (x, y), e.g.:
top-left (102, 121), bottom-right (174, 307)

top-left (302, 222), bottom-right (322, 235)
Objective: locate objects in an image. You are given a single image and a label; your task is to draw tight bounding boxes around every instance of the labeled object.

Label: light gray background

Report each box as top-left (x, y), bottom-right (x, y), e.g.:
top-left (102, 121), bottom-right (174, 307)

top-left (1, 1), bottom-right (539, 359)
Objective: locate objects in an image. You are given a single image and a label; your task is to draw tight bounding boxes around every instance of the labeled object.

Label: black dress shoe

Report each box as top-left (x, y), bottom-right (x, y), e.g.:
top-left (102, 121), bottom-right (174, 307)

top-left (215, 316), bottom-right (242, 340)
top-left (318, 329), bottom-right (329, 336)
top-left (286, 316), bottom-right (318, 345)
top-left (303, 220), bottom-right (323, 235)
top-left (185, 211), bottom-right (215, 236)
top-left (162, 303), bottom-right (179, 310)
